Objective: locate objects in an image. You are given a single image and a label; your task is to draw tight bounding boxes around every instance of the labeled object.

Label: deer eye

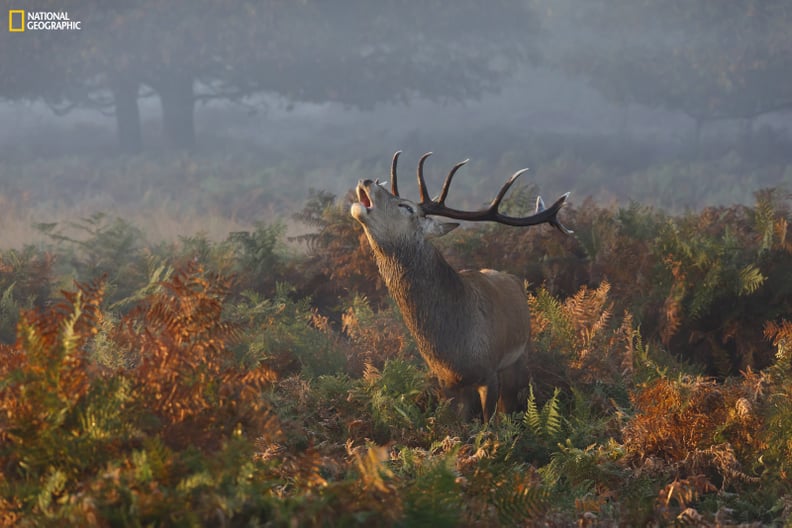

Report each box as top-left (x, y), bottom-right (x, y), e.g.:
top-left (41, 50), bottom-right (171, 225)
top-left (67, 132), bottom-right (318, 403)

top-left (398, 203), bottom-right (414, 214)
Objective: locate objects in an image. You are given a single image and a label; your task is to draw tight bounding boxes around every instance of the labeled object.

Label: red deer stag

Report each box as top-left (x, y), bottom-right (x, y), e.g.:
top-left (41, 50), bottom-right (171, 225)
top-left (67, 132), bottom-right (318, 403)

top-left (350, 152), bottom-right (572, 421)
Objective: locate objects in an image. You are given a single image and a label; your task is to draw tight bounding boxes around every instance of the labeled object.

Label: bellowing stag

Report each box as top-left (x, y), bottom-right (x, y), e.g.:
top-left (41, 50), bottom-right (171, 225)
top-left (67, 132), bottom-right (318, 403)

top-left (350, 152), bottom-right (572, 421)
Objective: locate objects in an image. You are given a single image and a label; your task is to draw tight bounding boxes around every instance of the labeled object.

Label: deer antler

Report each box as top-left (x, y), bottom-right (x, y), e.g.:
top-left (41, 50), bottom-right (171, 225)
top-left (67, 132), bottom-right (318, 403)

top-left (390, 151), bottom-right (573, 234)
top-left (391, 150), bottom-right (402, 197)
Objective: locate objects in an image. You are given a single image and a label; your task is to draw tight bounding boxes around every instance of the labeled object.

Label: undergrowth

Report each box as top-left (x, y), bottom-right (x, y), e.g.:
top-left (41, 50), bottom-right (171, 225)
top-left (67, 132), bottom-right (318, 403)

top-left (1, 188), bottom-right (791, 526)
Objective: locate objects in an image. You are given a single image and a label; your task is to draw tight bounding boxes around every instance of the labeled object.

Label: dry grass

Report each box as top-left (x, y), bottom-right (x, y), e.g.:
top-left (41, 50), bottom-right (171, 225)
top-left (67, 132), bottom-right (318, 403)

top-left (0, 191), bottom-right (315, 250)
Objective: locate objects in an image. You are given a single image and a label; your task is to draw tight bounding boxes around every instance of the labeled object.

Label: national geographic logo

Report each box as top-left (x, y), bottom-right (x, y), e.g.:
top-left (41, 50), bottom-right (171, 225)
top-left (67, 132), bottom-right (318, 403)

top-left (8, 10), bottom-right (24, 31)
top-left (8, 10), bottom-right (83, 32)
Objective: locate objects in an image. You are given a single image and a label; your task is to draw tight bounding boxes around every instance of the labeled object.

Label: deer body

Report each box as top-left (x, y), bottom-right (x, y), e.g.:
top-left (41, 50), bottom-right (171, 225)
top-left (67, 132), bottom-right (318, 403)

top-left (351, 152), bottom-right (571, 421)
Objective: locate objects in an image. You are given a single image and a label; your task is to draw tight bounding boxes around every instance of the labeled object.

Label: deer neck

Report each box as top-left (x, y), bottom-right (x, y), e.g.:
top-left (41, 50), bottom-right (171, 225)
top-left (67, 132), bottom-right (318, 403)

top-left (368, 237), bottom-right (465, 350)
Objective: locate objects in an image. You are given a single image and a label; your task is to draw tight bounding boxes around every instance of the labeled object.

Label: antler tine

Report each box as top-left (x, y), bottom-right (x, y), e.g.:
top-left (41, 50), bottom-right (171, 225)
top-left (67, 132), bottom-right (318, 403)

top-left (488, 168), bottom-right (529, 211)
top-left (416, 152), bottom-right (433, 203)
top-left (391, 150), bottom-right (402, 196)
top-left (550, 193), bottom-right (574, 234)
top-left (437, 159), bottom-right (469, 205)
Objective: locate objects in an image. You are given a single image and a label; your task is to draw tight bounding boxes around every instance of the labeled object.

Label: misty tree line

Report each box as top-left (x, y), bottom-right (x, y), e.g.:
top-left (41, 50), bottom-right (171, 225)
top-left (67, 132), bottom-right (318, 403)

top-left (1, 0), bottom-right (791, 154)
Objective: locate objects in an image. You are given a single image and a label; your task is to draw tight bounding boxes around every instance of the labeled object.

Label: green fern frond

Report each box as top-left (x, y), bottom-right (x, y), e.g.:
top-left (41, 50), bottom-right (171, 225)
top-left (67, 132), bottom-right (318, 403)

top-left (78, 376), bottom-right (136, 441)
top-left (361, 359), bottom-right (431, 435)
top-left (402, 452), bottom-right (461, 528)
top-left (736, 264), bottom-right (765, 295)
top-left (540, 388), bottom-right (563, 441)
top-left (523, 386), bottom-right (564, 443)
top-left (132, 449), bottom-right (154, 483)
top-left (177, 471), bottom-right (215, 493)
top-left (36, 468), bottom-right (67, 516)
top-left (523, 384), bottom-right (542, 437)
top-left (140, 436), bottom-right (175, 483)
top-left (109, 260), bottom-right (173, 310)
top-left (59, 290), bottom-right (83, 356)
top-left (491, 469), bottom-right (549, 525)
top-left (528, 287), bottom-right (575, 352)
top-left (754, 188), bottom-right (777, 252)
top-left (0, 282), bottom-right (17, 313)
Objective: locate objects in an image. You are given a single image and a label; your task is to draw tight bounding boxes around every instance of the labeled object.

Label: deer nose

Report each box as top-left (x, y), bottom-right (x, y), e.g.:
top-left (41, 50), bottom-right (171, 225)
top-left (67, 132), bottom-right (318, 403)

top-left (361, 179), bottom-right (374, 186)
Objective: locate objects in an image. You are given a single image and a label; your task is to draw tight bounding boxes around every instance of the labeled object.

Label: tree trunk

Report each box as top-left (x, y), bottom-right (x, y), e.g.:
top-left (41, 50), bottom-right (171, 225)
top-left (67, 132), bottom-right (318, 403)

top-left (111, 78), bottom-right (142, 155)
top-left (157, 72), bottom-right (196, 150)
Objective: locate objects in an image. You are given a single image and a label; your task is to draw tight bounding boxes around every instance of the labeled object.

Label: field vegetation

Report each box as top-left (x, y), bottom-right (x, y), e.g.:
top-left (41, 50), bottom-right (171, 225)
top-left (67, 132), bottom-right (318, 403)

top-left (1, 148), bottom-right (791, 525)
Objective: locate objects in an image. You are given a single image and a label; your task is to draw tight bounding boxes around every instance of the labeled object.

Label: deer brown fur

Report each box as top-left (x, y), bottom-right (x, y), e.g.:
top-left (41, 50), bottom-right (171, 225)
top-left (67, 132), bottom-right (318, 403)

top-left (350, 152), bottom-right (571, 421)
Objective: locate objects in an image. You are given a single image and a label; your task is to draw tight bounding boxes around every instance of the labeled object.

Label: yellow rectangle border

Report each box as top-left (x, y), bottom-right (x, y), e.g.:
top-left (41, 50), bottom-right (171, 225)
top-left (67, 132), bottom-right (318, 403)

top-left (9, 10), bottom-right (25, 32)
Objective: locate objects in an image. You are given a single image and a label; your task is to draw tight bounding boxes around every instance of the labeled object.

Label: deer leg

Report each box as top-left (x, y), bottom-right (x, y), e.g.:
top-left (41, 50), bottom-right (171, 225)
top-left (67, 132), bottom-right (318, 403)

top-left (446, 385), bottom-right (481, 421)
top-left (478, 376), bottom-right (500, 423)
top-left (498, 355), bottom-right (528, 414)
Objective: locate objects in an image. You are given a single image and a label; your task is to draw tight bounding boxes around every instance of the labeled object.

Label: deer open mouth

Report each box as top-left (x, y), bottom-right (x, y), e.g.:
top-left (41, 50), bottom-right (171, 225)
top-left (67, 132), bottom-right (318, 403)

top-left (357, 184), bottom-right (372, 209)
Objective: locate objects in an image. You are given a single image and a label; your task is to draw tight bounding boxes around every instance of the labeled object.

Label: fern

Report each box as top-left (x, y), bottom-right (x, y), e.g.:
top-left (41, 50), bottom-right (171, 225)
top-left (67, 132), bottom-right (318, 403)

top-left (650, 198), bottom-right (792, 374)
top-left (78, 376), bottom-right (137, 442)
top-left (527, 286), bottom-right (575, 354)
top-left (38, 214), bottom-right (148, 304)
top-left (0, 283), bottom-right (21, 344)
top-left (523, 386), bottom-right (563, 443)
top-left (59, 290), bottom-right (84, 357)
top-left (540, 389), bottom-right (564, 441)
top-left (542, 439), bottom-right (625, 499)
top-left (342, 294), bottom-right (415, 374)
top-left (228, 221), bottom-right (287, 293)
top-left (524, 385), bottom-right (542, 436)
top-left (353, 444), bottom-right (394, 495)
top-left (401, 451), bottom-right (461, 528)
top-left (109, 258), bottom-right (173, 311)
top-left (131, 448), bottom-right (154, 483)
top-left (754, 188), bottom-right (778, 253)
top-left (759, 320), bottom-right (792, 493)
top-left (530, 282), bottom-right (645, 395)
top-left (228, 283), bottom-right (347, 377)
top-left (737, 264), bottom-right (765, 295)
top-left (490, 467), bottom-right (549, 525)
top-left (142, 436), bottom-right (176, 483)
top-left (360, 359), bottom-right (433, 439)
top-left (456, 433), bottom-right (550, 525)
top-left (36, 468), bottom-right (68, 518)
top-left (176, 471), bottom-right (215, 494)
top-left (2, 188), bottom-right (791, 525)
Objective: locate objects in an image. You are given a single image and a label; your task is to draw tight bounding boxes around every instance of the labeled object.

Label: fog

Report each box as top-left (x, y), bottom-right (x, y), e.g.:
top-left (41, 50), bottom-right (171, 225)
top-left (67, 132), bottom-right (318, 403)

top-left (1, 1), bottom-right (790, 244)
top-left (1, 68), bottom-right (686, 155)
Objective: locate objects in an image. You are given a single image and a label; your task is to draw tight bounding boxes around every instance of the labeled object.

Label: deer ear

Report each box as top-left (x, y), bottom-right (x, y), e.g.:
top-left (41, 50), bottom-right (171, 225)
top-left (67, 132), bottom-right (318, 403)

top-left (422, 217), bottom-right (459, 239)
